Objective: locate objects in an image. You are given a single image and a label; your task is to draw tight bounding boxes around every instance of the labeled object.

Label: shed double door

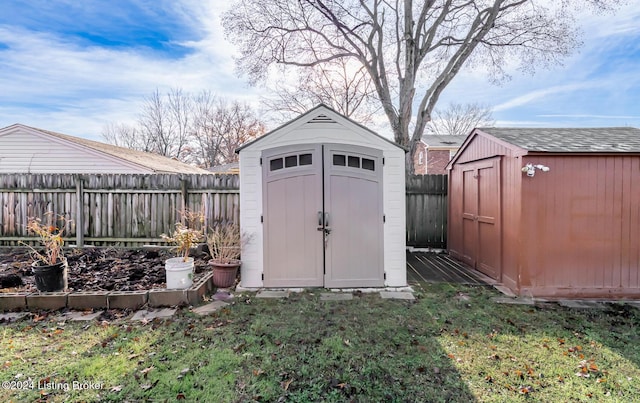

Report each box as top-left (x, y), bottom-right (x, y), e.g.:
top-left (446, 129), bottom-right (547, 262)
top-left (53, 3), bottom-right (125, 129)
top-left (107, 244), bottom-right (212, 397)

top-left (262, 144), bottom-right (384, 288)
top-left (461, 158), bottom-right (501, 280)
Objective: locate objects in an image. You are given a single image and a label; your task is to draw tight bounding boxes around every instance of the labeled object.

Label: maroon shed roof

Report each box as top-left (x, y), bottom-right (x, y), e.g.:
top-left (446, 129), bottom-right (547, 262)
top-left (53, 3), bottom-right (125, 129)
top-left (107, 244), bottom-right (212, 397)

top-left (475, 127), bottom-right (640, 153)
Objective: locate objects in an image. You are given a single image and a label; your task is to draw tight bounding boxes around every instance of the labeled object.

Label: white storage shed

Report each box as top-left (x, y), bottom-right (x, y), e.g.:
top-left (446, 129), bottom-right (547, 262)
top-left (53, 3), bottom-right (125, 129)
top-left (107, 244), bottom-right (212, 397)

top-left (238, 105), bottom-right (407, 289)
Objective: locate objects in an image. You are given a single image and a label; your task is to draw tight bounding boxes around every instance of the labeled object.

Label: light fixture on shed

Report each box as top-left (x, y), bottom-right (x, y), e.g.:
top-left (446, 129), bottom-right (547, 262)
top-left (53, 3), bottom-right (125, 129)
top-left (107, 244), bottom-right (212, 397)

top-left (521, 163), bottom-right (550, 177)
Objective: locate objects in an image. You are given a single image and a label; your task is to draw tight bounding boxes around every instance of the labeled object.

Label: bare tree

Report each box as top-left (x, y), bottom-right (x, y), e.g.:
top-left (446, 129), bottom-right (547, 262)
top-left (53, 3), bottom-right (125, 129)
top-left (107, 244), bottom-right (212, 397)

top-left (190, 90), bottom-right (225, 168)
top-left (223, 0), bottom-right (621, 172)
top-left (102, 88), bottom-right (265, 168)
top-left (210, 98), bottom-right (265, 165)
top-left (137, 88), bottom-right (192, 160)
top-left (427, 103), bottom-right (495, 136)
top-left (166, 88), bottom-right (193, 161)
top-left (101, 122), bottom-right (151, 151)
top-left (191, 92), bottom-right (265, 167)
top-left (262, 59), bottom-right (379, 124)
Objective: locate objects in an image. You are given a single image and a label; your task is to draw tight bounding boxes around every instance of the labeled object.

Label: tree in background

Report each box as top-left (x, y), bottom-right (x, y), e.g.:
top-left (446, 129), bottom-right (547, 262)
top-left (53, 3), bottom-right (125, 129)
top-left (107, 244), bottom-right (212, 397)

top-left (137, 88), bottom-right (192, 160)
top-left (427, 103), bottom-right (494, 137)
top-left (261, 59), bottom-right (379, 124)
top-left (223, 0), bottom-right (622, 173)
top-left (191, 92), bottom-right (265, 167)
top-left (101, 122), bottom-right (149, 151)
top-left (101, 89), bottom-right (265, 168)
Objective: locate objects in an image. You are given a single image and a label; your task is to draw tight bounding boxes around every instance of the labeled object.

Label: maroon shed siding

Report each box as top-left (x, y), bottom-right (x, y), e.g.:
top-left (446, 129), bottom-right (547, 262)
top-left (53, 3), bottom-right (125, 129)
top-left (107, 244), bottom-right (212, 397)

top-left (448, 127), bottom-right (640, 299)
top-left (519, 154), bottom-right (640, 298)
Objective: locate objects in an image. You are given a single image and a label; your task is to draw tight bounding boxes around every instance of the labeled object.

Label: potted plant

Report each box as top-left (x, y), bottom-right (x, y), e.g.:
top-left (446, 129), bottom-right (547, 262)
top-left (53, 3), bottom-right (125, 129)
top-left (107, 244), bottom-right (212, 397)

top-left (161, 220), bottom-right (203, 290)
top-left (24, 214), bottom-right (69, 292)
top-left (207, 223), bottom-right (245, 288)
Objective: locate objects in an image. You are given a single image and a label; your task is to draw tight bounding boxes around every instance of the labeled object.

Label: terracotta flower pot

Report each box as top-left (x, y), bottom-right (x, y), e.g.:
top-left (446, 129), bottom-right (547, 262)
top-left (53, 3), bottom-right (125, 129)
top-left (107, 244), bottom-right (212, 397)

top-left (209, 259), bottom-right (241, 288)
top-left (32, 259), bottom-right (68, 292)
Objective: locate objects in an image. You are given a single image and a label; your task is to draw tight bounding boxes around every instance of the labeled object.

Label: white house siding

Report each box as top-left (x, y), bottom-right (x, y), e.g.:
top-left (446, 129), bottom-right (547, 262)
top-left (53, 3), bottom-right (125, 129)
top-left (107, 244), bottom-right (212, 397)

top-left (0, 127), bottom-right (151, 174)
top-left (239, 106), bottom-right (407, 288)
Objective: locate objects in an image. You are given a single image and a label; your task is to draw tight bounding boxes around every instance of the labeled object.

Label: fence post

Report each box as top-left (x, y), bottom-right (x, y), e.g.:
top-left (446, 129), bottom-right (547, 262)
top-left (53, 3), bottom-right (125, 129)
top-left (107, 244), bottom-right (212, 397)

top-left (180, 177), bottom-right (189, 213)
top-left (75, 174), bottom-right (84, 247)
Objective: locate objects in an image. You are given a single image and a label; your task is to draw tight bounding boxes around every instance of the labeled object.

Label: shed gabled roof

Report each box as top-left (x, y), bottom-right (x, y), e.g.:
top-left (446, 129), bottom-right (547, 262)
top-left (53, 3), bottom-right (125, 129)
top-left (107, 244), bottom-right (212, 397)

top-left (1, 124), bottom-right (209, 174)
top-left (236, 104), bottom-right (406, 152)
top-left (477, 127), bottom-right (640, 153)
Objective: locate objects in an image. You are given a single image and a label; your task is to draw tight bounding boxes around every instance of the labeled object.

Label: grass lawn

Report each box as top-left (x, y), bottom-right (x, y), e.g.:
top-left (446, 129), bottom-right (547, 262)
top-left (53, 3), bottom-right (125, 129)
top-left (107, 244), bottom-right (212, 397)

top-left (1, 283), bottom-right (639, 402)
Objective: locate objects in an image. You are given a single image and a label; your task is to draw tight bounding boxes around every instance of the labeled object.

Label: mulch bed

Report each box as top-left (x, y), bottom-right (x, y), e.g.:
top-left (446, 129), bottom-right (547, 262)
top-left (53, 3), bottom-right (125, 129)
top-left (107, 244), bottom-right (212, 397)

top-left (0, 247), bottom-right (212, 293)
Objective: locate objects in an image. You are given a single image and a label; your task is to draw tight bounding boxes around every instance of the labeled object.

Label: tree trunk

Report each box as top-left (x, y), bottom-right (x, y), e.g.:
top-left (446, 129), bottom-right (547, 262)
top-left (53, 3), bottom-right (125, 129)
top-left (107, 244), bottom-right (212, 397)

top-left (405, 138), bottom-right (418, 175)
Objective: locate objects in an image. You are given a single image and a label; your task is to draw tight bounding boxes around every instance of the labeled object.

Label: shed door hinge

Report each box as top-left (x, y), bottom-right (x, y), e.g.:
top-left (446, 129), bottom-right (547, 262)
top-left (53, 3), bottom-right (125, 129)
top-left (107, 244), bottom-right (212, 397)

top-left (260, 157), bottom-right (263, 166)
top-left (261, 215), bottom-right (263, 223)
top-left (384, 272), bottom-right (386, 280)
top-left (383, 214), bottom-right (386, 223)
top-left (382, 157), bottom-right (385, 165)
top-left (261, 273), bottom-right (264, 280)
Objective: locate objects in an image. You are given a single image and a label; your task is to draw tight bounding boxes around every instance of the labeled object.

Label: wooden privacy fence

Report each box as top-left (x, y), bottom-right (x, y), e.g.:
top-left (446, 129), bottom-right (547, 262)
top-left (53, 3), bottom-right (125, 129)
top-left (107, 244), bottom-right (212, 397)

top-left (1, 173), bottom-right (447, 249)
top-left (406, 174), bottom-right (448, 249)
top-left (0, 173), bottom-right (239, 247)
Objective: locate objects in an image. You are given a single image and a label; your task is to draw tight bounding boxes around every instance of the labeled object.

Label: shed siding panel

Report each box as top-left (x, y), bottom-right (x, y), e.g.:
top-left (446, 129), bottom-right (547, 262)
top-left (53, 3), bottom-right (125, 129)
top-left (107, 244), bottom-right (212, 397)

top-left (382, 153), bottom-right (407, 286)
top-left (447, 168), bottom-right (463, 259)
top-left (499, 154), bottom-right (521, 291)
top-left (454, 134), bottom-right (515, 164)
top-left (520, 155), bottom-right (640, 297)
top-left (0, 131), bottom-right (149, 174)
top-left (239, 149), bottom-right (264, 288)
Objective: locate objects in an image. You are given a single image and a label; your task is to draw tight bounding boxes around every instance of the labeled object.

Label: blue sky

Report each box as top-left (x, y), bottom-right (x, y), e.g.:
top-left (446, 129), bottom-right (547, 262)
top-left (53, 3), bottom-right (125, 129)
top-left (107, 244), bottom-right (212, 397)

top-left (0, 0), bottom-right (639, 141)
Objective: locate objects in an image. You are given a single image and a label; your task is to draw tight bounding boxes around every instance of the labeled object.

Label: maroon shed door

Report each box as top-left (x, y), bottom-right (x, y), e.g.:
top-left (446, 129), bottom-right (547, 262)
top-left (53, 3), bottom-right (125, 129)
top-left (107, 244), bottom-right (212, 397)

top-left (262, 143), bottom-right (384, 288)
top-left (460, 158), bottom-right (502, 280)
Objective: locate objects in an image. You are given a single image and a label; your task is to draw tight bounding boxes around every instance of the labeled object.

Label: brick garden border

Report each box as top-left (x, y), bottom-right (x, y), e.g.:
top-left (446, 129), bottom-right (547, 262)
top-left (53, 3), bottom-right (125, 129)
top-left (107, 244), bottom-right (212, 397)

top-left (0, 272), bottom-right (214, 312)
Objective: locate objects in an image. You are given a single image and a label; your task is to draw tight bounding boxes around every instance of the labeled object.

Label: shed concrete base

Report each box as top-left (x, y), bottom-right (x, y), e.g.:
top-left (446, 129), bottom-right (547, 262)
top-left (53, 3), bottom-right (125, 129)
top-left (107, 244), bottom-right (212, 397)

top-left (237, 286), bottom-right (414, 293)
top-left (380, 291), bottom-right (415, 300)
top-left (320, 293), bottom-right (353, 301)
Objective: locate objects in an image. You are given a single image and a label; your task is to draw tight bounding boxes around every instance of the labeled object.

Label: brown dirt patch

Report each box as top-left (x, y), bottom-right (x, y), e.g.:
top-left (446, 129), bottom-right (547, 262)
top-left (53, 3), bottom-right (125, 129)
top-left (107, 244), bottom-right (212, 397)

top-left (0, 247), bottom-right (211, 293)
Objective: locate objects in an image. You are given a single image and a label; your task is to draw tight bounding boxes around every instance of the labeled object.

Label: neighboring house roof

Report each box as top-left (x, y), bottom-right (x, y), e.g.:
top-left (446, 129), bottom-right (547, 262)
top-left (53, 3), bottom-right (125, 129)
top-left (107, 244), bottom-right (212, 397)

top-left (476, 127), bottom-right (640, 153)
top-left (420, 135), bottom-right (466, 148)
top-left (0, 124), bottom-right (209, 174)
top-left (208, 162), bottom-right (239, 174)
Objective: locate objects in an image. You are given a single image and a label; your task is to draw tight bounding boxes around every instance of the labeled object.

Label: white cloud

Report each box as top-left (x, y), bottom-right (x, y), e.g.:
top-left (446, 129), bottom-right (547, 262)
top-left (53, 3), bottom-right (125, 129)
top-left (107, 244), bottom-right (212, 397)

top-left (492, 82), bottom-right (599, 112)
top-left (1, 0), bottom-right (639, 139)
top-left (0, 0), bottom-right (263, 139)
top-left (537, 114), bottom-right (640, 120)
top-left (577, 2), bottom-right (640, 39)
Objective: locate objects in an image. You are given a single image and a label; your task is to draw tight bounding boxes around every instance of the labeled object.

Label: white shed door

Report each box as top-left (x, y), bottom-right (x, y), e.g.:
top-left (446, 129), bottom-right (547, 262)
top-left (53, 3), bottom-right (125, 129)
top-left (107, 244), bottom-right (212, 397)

top-left (262, 144), bottom-right (384, 287)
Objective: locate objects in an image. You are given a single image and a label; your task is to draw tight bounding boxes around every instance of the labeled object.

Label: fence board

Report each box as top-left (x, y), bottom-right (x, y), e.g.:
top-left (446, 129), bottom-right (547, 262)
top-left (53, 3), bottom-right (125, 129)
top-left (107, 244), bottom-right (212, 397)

top-left (406, 174), bottom-right (448, 249)
top-left (2, 172), bottom-right (447, 249)
top-left (0, 173), bottom-right (240, 247)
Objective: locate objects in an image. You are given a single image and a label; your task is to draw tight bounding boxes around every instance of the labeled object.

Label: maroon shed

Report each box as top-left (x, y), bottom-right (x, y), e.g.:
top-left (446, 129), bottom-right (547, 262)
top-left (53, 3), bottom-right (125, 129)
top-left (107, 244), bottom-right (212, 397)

top-left (447, 127), bottom-right (640, 299)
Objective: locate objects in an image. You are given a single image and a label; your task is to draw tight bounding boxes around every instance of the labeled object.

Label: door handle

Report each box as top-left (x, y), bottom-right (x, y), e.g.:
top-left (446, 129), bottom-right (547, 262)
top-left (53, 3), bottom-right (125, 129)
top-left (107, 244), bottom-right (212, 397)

top-left (317, 212), bottom-right (331, 232)
top-left (324, 213), bottom-right (331, 235)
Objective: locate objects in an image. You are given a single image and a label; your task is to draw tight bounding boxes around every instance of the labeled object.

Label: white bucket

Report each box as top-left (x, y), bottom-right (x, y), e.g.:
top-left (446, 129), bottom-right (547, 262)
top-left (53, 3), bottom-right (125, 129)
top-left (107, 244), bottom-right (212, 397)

top-left (165, 257), bottom-right (194, 289)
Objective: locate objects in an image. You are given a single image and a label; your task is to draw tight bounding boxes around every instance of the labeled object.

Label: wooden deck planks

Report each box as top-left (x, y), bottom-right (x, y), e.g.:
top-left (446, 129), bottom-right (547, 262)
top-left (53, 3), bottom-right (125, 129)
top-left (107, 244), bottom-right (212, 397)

top-left (407, 252), bottom-right (495, 285)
